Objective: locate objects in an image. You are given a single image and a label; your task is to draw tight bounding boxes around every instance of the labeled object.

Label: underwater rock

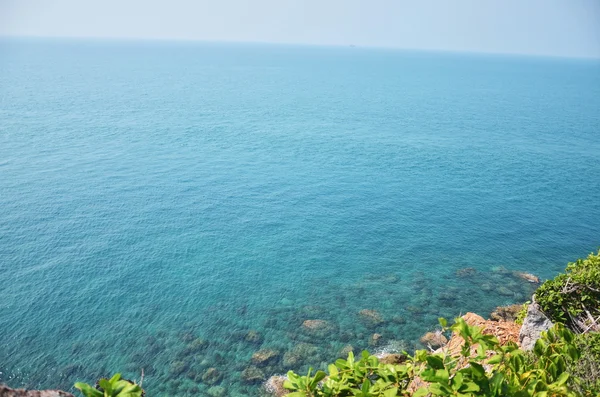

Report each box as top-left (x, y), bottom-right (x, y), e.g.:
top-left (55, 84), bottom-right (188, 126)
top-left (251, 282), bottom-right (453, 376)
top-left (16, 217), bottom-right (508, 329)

top-left (513, 271), bottom-right (540, 284)
top-left (490, 304), bottom-right (523, 322)
top-left (455, 267), bottom-right (477, 278)
top-left (496, 286), bottom-right (513, 296)
top-left (338, 344), bottom-right (354, 358)
top-left (283, 343), bottom-right (319, 367)
top-left (244, 330), bottom-right (263, 344)
top-left (182, 337), bottom-right (208, 354)
top-left (264, 375), bottom-right (288, 397)
top-left (301, 319), bottom-right (330, 331)
top-left (391, 315), bottom-right (406, 324)
top-left (519, 302), bottom-right (553, 350)
top-left (0, 385), bottom-right (74, 397)
top-left (491, 266), bottom-right (511, 275)
top-left (252, 349), bottom-right (280, 366)
top-left (201, 368), bottom-right (223, 385)
top-left (419, 331), bottom-right (448, 349)
top-left (169, 360), bottom-right (189, 376)
top-left (405, 305), bottom-right (425, 315)
top-left (480, 282), bottom-right (493, 292)
top-left (207, 386), bottom-right (227, 397)
top-left (241, 366), bottom-right (266, 384)
top-left (358, 309), bottom-right (384, 326)
top-left (369, 333), bottom-right (383, 347)
top-left (378, 353), bottom-right (407, 365)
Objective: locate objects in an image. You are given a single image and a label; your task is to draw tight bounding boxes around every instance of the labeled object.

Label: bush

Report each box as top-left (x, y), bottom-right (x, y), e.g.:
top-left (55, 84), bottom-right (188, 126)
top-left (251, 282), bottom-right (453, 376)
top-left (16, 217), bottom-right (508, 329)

top-left (74, 373), bottom-right (144, 397)
top-left (570, 332), bottom-right (600, 396)
top-left (535, 251), bottom-right (600, 332)
top-left (283, 318), bottom-right (581, 396)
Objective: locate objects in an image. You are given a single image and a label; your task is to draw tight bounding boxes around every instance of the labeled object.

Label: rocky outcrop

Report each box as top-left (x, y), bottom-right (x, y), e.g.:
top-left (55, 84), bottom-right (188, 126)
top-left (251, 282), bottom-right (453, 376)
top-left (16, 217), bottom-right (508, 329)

top-left (519, 302), bottom-right (553, 350)
top-left (263, 375), bottom-right (288, 397)
top-left (378, 353), bottom-right (407, 365)
top-left (0, 385), bottom-right (74, 397)
top-left (490, 304), bottom-right (523, 322)
top-left (419, 331), bottom-right (448, 350)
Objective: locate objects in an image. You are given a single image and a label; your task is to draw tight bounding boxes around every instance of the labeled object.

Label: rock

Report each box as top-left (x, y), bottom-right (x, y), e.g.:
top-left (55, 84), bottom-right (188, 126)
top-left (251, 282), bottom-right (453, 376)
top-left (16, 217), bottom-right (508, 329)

top-left (338, 344), bottom-right (354, 358)
top-left (0, 385), bottom-right (74, 397)
top-left (251, 349), bottom-right (280, 366)
top-left (301, 319), bottom-right (330, 331)
top-left (456, 267), bottom-right (477, 277)
top-left (379, 353), bottom-right (407, 365)
top-left (244, 330), bottom-right (263, 344)
top-left (496, 286), bottom-right (513, 296)
top-left (514, 272), bottom-right (540, 284)
top-left (169, 360), bottom-right (189, 376)
top-left (201, 368), bottom-right (223, 385)
top-left (419, 331), bottom-right (448, 349)
top-left (369, 333), bottom-right (383, 347)
top-left (264, 375), bottom-right (288, 397)
top-left (358, 309), bottom-right (384, 326)
top-left (207, 386), bottom-right (227, 397)
top-left (519, 302), bottom-right (553, 350)
top-left (490, 304), bottom-right (523, 322)
top-left (491, 266), bottom-right (510, 275)
top-left (182, 338), bottom-right (208, 354)
top-left (283, 343), bottom-right (319, 367)
top-left (391, 315), bottom-right (406, 324)
top-left (241, 366), bottom-right (265, 384)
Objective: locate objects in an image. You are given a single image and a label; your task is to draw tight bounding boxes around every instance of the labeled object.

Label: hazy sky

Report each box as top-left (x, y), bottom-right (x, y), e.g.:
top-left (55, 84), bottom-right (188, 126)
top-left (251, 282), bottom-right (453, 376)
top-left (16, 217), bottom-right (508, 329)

top-left (1, 0), bottom-right (599, 58)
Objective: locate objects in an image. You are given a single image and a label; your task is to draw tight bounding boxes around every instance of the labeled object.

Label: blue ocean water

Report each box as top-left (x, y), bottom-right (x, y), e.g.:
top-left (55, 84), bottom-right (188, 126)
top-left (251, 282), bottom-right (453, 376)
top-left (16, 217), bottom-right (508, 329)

top-left (0, 38), bottom-right (599, 396)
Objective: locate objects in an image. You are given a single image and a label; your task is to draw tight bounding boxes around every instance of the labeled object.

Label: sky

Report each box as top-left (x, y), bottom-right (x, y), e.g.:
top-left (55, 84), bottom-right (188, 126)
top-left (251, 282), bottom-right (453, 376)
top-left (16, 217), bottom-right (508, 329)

top-left (1, 0), bottom-right (599, 58)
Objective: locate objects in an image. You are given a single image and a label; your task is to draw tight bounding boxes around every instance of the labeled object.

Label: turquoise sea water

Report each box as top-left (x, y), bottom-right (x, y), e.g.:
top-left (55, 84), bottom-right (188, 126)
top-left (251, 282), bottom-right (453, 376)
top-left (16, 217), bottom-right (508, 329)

top-left (0, 38), bottom-right (599, 396)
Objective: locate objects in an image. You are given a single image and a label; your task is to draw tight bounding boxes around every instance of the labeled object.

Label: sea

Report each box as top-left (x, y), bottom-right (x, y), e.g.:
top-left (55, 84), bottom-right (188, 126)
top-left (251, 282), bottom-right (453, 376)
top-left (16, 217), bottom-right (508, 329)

top-left (0, 38), bottom-right (599, 396)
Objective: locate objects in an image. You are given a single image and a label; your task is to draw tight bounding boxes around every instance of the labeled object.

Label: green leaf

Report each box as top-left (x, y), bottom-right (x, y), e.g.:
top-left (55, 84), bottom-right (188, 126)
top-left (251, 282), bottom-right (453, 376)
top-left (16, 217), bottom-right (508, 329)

top-left (328, 364), bottom-right (339, 377)
top-left (383, 387), bottom-right (398, 397)
top-left (361, 380), bottom-right (370, 393)
top-left (438, 318), bottom-right (447, 328)
top-left (412, 387), bottom-right (428, 397)
top-left (425, 355), bottom-right (445, 370)
top-left (452, 371), bottom-right (463, 390)
top-left (98, 379), bottom-right (112, 394)
top-left (553, 371), bottom-right (569, 386)
top-left (309, 370), bottom-right (326, 389)
top-left (74, 383), bottom-right (103, 397)
top-left (108, 374), bottom-right (121, 384)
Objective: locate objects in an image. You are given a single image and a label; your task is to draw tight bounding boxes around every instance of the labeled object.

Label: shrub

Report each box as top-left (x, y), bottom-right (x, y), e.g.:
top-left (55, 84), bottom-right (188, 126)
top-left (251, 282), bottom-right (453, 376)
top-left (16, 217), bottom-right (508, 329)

top-left (283, 318), bottom-right (581, 396)
top-left (74, 373), bottom-right (144, 397)
top-left (535, 251), bottom-right (600, 332)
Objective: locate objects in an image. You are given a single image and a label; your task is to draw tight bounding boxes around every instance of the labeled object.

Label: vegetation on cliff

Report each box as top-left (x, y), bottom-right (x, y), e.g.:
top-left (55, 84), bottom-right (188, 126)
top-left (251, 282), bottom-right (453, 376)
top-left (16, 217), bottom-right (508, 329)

top-left (280, 251), bottom-right (600, 396)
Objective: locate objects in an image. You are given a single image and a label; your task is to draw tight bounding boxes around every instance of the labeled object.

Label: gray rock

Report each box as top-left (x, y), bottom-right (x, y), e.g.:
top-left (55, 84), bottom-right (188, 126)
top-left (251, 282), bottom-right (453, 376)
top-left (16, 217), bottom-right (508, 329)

top-left (0, 385), bottom-right (74, 397)
top-left (519, 301), bottom-right (553, 350)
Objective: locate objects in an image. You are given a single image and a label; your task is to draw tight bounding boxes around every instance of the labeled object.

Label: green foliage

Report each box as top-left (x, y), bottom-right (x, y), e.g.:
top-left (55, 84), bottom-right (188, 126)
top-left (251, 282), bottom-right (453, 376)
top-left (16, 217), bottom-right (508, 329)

top-left (570, 332), bottom-right (600, 396)
top-left (74, 373), bottom-right (143, 397)
top-left (515, 302), bottom-right (530, 325)
top-left (535, 251), bottom-right (600, 332)
top-left (283, 319), bottom-right (582, 396)
top-left (284, 350), bottom-right (416, 397)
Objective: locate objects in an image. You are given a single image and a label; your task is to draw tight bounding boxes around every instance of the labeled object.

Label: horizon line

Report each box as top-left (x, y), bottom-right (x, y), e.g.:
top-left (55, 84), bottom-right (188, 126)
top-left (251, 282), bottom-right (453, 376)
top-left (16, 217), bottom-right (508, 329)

top-left (1, 34), bottom-right (599, 61)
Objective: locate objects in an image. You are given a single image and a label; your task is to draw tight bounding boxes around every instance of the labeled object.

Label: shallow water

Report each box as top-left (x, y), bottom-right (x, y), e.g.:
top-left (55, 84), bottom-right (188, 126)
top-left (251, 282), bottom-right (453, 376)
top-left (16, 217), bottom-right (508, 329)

top-left (0, 39), bottom-right (599, 396)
